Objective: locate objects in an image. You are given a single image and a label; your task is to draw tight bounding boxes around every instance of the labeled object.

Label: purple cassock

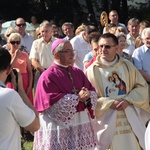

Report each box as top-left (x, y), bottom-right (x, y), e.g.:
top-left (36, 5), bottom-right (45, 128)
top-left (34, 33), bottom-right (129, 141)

top-left (33, 62), bottom-right (98, 150)
top-left (34, 62), bottom-right (96, 117)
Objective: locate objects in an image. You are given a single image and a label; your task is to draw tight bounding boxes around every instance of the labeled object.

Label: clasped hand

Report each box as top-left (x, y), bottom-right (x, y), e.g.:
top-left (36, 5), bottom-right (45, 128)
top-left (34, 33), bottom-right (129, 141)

top-left (78, 87), bottom-right (90, 103)
top-left (110, 99), bottom-right (130, 111)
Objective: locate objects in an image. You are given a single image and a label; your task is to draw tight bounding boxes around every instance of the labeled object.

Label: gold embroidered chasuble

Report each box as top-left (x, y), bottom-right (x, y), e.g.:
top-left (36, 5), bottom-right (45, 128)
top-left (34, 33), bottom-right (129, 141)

top-left (85, 55), bottom-right (150, 150)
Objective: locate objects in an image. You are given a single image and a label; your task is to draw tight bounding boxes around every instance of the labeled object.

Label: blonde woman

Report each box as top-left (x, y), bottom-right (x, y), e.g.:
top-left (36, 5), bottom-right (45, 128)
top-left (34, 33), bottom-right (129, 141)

top-left (3, 27), bottom-right (18, 50)
top-left (7, 33), bottom-right (33, 104)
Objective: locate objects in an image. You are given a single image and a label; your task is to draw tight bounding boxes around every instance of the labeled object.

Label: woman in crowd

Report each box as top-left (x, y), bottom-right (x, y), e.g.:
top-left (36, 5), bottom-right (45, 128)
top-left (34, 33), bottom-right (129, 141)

top-left (3, 27), bottom-right (18, 50)
top-left (115, 32), bottom-right (134, 62)
top-left (7, 33), bottom-right (33, 104)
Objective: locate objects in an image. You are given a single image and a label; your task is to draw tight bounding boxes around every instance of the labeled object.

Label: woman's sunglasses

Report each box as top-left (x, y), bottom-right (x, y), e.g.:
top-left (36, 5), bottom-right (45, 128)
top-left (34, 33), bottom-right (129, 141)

top-left (10, 41), bottom-right (21, 45)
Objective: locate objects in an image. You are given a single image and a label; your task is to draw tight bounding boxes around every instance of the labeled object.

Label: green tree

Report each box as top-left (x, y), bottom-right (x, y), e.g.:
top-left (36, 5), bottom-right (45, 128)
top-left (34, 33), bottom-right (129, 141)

top-left (0, 0), bottom-right (149, 25)
top-left (128, 0), bottom-right (150, 21)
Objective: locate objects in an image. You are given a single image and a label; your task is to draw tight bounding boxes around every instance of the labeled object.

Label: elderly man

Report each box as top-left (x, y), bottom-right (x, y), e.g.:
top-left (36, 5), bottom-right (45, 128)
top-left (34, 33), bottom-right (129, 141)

top-left (132, 27), bottom-right (150, 99)
top-left (29, 21), bottom-right (57, 91)
top-left (33, 39), bottom-right (97, 150)
top-left (15, 17), bottom-right (34, 53)
top-left (0, 48), bottom-right (39, 149)
top-left (85, 33), bottom-right (150, 150)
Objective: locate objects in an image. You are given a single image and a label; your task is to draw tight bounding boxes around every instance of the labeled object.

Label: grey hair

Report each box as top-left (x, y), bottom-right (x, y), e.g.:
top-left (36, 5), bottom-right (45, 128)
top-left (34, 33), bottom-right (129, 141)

top-left (39, 21), bottom-right (52, 28)
top-left (62, 22), bottom-right (74, 30)
top-left (141, 27), bottom-right (150, 39)
top-left (127, 18), bottom-right (140, 26)
top-left (52, 40), bottom-right (70, 54)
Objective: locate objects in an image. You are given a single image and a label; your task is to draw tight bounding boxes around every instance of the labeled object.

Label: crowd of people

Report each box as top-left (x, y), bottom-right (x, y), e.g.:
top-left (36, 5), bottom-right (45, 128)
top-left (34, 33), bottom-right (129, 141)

top-left (1, 10), bottom-right (150, 150)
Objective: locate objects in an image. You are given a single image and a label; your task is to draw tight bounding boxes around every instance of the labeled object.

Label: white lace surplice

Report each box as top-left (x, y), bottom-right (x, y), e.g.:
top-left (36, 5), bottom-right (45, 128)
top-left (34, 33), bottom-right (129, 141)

top-left (33, 92), bottom-right (97, 150)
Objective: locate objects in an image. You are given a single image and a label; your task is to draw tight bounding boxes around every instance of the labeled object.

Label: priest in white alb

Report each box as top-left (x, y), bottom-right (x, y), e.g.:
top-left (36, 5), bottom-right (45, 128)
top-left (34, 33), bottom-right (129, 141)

top-left (85, 33), bottom-right (150, 150)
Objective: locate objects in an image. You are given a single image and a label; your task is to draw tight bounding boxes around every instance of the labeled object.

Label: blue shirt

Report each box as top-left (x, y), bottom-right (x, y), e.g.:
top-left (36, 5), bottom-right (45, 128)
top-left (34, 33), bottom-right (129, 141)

top-left (132, 45), bottom-right (150, 75)
top-left (83, 52), bottom-right (94, 63)
top-left (0, 81), bottom-right (5, 88)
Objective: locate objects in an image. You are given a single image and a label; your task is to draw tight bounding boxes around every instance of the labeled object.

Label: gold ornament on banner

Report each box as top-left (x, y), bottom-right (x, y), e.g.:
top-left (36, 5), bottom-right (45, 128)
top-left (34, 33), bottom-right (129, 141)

top-left (100, 11), bottom-right (109, 33)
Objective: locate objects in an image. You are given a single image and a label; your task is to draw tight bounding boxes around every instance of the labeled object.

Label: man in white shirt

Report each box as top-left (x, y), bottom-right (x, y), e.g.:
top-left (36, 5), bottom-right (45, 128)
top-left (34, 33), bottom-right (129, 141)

top-left (71, 25), bottom-right (98, 70)
top-left (126, 18), bottom-right (140, 48)
top-left (29, 21), bottom-right (57, 91)
top-left (0, 47), bottom-right (40, 150)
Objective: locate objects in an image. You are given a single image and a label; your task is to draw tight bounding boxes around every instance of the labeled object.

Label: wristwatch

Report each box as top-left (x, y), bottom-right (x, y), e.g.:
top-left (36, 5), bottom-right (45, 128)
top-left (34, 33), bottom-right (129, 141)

top-left (85, 98), bottom-right (91, 107)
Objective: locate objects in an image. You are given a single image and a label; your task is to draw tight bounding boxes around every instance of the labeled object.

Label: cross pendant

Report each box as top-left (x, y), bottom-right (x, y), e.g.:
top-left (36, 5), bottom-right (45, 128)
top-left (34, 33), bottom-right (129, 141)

top-left (72, 87), bottom-right (78, 94)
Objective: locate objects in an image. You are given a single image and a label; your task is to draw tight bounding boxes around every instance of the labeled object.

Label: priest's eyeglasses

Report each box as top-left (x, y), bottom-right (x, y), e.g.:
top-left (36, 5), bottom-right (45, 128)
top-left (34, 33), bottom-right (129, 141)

top-left (59, 49), bottom-right (75, 54)
top-left (99, 45), bottom-right (116, 49)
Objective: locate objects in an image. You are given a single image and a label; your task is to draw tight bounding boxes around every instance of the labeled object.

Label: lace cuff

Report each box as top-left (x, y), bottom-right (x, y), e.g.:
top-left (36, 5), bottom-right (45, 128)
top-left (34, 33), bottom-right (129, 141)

top-left (46, 94), bottom-right (78, 127)
top-left (86, 91), bottom-right (97, 119)
top-left (90, 91), bottom-right (97, 110)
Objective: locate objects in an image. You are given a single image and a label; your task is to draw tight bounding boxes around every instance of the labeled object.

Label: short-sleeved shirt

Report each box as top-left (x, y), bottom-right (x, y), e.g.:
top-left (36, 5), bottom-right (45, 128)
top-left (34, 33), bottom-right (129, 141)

top-left (70, 33), bottom-right (92, 70)
top-left (132, 44), bottom-right (150, 75)
top-left (0, 81), bottom-right (35, 150)
top-left (29, 37), bottom-right (57, 69)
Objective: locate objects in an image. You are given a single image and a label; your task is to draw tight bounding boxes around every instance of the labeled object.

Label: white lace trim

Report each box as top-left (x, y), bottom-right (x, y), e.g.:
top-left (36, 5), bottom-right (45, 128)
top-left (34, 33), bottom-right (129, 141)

top-left (46, 94), bottom-right (78, 127)
top-left (33, 122), bottom-right (97, 150)
top-left (90, 91), bottom-right (97, 111)
top-left (45, 91), bottom-right (97, 127)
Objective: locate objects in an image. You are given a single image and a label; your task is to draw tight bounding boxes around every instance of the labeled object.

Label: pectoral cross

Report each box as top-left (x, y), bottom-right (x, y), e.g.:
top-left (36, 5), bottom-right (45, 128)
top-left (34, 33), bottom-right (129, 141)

top-left (72, 86), bottom-right (79, 94)
top-left (68, 72), bottom-right (78, 94)
top-left (54, 65), bottom-right (79, 94)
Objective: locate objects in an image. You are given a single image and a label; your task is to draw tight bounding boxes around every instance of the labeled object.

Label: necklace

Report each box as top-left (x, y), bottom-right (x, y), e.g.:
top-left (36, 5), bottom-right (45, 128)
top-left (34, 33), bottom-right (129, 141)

top-left (53, 66), bottom-right (79, 94)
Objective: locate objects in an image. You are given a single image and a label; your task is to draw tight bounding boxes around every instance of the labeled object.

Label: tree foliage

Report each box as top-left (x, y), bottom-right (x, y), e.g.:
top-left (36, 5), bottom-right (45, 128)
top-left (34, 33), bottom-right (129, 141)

top-left (128, 0), bottom-right (150, 21)
top-left (0, 0), bottom-right (149, 25)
